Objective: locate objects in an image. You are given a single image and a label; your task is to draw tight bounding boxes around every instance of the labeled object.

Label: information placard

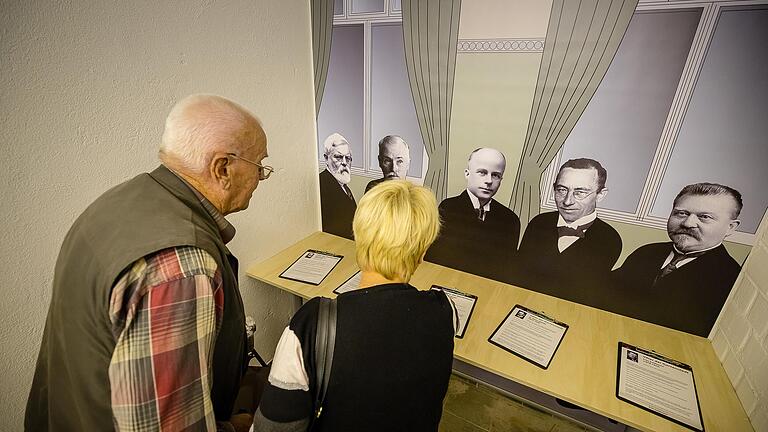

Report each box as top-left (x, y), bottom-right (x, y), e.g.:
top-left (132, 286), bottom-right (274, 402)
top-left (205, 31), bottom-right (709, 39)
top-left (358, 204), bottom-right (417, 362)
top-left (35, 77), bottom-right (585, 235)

top-left (616, 342), bottom-right (704, 431)
top-left (488, 305), bottom-right (568, 369)
top-left (430, 285), bottom-right (478, 338)
top-left (333, 270), bottom-right (362, 294)
top-left (279, 250), bottom-right (343, 285)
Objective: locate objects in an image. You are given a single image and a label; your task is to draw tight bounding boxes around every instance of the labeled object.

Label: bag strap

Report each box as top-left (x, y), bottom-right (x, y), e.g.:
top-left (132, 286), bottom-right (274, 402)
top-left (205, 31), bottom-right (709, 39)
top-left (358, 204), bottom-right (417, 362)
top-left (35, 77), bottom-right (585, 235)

top-left (311, 297), bottom-right (337, 427)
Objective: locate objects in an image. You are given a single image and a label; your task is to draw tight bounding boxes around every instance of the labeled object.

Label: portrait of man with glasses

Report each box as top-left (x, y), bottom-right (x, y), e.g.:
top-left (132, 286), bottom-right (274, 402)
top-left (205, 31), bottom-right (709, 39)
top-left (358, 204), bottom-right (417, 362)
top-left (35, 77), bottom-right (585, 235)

top-left (513, 158), bottom-right (622, 305)
top-left (319, 132), bottom-right (357, 240)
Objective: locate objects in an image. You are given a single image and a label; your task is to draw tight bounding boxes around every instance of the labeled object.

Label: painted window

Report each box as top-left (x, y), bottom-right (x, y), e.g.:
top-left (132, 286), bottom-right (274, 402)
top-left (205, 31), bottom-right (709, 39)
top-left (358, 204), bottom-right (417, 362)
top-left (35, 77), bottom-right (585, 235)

top-left (543, 2), bottom-right (768, 244)
top-left (317, 2), bottom-right (425, 180)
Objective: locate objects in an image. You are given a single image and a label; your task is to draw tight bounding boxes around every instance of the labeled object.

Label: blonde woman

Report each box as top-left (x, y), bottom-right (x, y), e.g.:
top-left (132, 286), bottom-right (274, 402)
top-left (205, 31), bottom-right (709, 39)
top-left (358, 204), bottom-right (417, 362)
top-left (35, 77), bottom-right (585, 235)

top-left (254, 181), bottom-right (456, 431)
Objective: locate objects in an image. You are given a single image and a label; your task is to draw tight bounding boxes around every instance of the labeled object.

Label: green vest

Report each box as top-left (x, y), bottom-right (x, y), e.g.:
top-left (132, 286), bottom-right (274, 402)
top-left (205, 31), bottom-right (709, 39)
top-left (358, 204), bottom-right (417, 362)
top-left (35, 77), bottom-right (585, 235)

top-left (25, 165), bottom-right (246, 431)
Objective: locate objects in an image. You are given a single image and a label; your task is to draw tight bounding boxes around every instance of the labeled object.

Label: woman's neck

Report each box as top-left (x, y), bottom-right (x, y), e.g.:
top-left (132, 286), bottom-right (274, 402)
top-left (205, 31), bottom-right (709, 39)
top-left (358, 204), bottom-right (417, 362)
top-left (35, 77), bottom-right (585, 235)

top-left (359, 270), bottom-right (405, 288)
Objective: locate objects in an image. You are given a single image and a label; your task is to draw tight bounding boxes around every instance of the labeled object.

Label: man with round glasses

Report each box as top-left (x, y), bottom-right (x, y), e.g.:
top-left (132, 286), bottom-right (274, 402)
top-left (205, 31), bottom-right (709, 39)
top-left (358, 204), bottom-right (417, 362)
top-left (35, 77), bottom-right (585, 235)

top-left (27, 94), bottom-right (269, 432)
top-left (513, 158), bottom-right (622, 305)
top-left (319, 132), bottom-right (357, 239)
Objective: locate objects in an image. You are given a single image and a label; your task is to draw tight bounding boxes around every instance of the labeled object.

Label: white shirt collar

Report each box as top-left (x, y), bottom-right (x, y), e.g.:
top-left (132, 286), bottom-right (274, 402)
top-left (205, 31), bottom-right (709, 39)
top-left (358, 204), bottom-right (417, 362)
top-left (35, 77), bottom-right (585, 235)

top-left (467, 189), bottom-right (491, 212)
top-left (671, 242), bottom-right (722, 256)
top-left (557, 211), bottom-right (597, 229)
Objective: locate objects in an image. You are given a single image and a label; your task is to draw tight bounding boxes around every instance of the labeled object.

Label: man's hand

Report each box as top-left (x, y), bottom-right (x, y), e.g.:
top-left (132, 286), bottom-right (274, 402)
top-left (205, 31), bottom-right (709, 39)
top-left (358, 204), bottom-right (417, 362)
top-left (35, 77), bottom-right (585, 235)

top-left (230, 413), bottom-right (254, 432)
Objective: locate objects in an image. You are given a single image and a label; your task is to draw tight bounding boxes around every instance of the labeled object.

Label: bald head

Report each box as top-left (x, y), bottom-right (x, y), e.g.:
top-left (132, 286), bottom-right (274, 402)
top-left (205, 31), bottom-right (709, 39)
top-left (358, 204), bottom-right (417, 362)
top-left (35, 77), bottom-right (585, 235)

top-left (159, 94), bottom-right (265, 175)
top-left (158, 94), bottom-right (268, 215)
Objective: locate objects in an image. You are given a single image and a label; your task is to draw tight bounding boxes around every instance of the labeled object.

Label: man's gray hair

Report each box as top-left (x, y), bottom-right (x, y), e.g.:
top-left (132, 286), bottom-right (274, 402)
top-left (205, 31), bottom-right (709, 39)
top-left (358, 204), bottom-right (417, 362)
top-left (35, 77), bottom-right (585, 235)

top-left (159, 94), bottom-right (261, 174)
top-left (674, 182), bottom-right (743, 219)
top-left (323, 133), bottom-right (349, 158)
top-left (378, 135), bottom-right (409, 154)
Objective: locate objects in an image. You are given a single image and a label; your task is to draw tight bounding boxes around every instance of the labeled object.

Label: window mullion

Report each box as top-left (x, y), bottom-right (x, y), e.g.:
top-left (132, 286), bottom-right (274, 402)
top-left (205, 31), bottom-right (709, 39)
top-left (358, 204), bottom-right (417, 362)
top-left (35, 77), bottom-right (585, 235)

top-left (363, 21), bottom-right (372, 173)
top-left (636, 3), bottom-right (720, 222)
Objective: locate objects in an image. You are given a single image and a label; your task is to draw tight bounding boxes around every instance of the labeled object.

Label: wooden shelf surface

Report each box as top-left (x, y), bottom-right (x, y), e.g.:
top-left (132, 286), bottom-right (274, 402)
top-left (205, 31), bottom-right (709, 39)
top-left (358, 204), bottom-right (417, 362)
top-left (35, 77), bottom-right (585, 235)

top-left (246, 231), bottom-right (752, 432)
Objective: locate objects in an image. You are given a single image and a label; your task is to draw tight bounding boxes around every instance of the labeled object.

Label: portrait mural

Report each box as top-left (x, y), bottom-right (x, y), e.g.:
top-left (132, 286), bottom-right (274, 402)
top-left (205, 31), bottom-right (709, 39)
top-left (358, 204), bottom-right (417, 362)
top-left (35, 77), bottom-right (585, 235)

top-left (312, 0), bottom-right (768, 337)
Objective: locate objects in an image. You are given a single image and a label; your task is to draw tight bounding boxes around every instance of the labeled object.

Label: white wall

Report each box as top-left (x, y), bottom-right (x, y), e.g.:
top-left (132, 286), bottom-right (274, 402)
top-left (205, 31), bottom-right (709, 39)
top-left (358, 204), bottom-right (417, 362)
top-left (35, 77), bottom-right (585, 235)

top-left (458, 0), bottom-right (551, 39)
top-left (0, 1), bottom-right (319, 430)
top-left (711, 210), bottom-right (768, 432)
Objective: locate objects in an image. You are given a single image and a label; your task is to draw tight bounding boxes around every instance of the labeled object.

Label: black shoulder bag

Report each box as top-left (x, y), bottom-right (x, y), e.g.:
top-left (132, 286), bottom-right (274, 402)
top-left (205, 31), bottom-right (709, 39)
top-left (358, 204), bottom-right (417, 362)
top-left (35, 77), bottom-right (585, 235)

top-left (310, 297), bottom-right (337, 430)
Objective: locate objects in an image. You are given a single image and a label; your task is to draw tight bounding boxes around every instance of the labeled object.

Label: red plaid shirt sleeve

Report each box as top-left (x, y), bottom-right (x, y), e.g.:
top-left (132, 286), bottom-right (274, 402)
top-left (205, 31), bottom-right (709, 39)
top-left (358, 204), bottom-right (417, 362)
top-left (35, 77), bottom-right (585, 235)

top-left (108, 246), bottom-right (225, 431)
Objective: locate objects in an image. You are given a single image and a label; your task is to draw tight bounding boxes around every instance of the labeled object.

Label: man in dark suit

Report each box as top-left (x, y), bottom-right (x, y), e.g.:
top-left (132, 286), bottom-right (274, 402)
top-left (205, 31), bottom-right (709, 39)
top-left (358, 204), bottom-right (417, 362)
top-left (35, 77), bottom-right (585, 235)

top-left (514, 158), bottom-right (622, 306)
top-left (365, 135), bottom-right (411, 193)
top-left (611, 183), bottom-right (743, 336)
top-left (426, 148), bottom-right (520, 280)
top-left (319, 133), bottom-right (356, 239)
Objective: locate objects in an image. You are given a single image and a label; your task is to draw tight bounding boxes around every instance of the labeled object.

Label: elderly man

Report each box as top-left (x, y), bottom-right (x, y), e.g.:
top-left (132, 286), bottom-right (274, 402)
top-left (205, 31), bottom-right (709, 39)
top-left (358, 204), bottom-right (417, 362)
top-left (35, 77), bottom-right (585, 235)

top-left (611, 183), bottom-right (743, 336)
top-left (425, 148), bottom-right (520, 281)
top-left (26, 95), bottom-right (269, 432)
top-left (365, 135), bottom-right (411, 193)
top-left (514, 158), bottom-right (621, 305)
top-left (319, 133), bottom-right (356, 239)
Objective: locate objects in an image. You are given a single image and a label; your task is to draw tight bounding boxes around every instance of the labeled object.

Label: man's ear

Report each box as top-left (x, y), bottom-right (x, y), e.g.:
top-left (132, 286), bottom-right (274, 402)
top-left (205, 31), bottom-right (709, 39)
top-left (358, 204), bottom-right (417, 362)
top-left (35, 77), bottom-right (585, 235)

top-left (596, 187), bottom-right (608, 203)
top-left (211, 154), bottom-right (232, 190)
top-left (725, 219), bottom-right (741, 237)
top-left (464, 168), bottom-right (470, 180)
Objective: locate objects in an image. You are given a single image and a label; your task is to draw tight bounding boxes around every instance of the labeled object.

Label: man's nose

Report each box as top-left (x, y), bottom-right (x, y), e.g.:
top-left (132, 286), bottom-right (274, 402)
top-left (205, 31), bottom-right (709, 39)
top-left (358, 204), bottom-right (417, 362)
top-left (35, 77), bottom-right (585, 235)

top-left (563, 191), bottom-right (575, 205)
top-left (681, 214), bottom-right (698, 227)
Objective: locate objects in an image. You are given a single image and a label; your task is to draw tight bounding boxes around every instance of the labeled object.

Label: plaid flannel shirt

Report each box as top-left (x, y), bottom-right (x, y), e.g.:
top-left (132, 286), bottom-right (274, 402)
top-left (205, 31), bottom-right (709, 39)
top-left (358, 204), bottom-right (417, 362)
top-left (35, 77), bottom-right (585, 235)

top-left (107, 168), bottom-right (239, 431)
top-left (109, 246), bottom-right (226, 431)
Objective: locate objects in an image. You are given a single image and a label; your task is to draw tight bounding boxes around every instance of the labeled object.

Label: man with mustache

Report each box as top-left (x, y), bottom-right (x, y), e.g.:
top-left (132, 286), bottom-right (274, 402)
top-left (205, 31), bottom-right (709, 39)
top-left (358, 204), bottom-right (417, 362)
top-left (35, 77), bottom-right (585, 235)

top-left (365, 135), bottom-right (411, 193)
top-left (512, 158), bottom-right (622, 305)
top-left (319, 133), bottom-right (356, 239)
top-left (425, 148), bottom-right (520, 280)
top-left (612, 183), bottom-right (742, 336)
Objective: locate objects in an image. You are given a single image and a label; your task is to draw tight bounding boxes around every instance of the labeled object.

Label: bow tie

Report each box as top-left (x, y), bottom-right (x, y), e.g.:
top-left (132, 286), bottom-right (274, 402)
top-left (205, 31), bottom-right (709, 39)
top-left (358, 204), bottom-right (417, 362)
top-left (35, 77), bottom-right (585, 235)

top-left (557, 221), bottom-right (594, 239)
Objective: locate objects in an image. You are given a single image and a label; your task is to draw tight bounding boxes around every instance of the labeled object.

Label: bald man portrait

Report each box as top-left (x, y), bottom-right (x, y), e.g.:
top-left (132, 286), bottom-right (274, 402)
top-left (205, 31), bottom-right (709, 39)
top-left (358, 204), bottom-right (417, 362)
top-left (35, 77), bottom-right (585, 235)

top-left (26, 95), bottom-right (270, 432)
top-left (611, 183), bottom-right (743, 336)
top-left (365, 135), bottom-right (411, 193)
top-left (319, 132), bottom-right (357, 240)
top-left (425, 148), bottom-right (521, 281)
top-left (513, 158), bottom-right (621, 305)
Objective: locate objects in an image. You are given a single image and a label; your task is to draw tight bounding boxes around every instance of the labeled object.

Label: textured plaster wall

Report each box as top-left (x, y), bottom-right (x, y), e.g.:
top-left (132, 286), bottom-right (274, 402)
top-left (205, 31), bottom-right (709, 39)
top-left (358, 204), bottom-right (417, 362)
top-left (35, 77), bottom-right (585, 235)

top-left (0, 1), bottom-right (318, 430)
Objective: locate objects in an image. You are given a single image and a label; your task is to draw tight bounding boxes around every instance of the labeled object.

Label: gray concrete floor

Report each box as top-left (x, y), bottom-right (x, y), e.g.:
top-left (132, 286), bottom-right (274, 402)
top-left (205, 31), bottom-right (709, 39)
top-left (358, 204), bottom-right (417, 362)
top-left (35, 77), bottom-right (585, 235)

top-left (440, 374), bottom-right (592, 432)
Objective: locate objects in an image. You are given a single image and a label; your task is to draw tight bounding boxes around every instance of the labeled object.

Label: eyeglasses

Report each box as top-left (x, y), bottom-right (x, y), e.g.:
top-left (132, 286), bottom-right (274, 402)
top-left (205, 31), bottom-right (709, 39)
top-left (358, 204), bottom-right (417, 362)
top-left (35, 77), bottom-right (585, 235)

top-left (228, 153), bottom-right (274, 180)
top-left (553, 186), bottom-right (595, 201)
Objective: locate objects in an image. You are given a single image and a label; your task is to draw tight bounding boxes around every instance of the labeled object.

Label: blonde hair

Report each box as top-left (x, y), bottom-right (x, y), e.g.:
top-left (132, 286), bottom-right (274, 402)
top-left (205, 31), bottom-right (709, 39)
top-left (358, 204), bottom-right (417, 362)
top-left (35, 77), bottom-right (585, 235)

top-left (159, 94), bottom-right (263, 174)
top-left (353, 181), bottom-right (441, 282)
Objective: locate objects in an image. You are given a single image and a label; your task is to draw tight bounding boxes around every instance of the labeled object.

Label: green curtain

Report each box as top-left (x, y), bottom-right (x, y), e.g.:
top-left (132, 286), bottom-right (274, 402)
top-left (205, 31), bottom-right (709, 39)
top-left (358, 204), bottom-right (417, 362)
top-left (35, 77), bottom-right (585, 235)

top-left (311, 0), bottom-right (334, 116)
top-left (401, 0), bottom-right (462, 200)
top-left (509, 0), bottom-right (638, 230)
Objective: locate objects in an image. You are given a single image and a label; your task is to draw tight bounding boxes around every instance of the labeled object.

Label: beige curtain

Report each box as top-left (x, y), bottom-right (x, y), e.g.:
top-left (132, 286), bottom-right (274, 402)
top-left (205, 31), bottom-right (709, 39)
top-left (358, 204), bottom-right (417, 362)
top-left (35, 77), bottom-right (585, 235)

top-left (509, 0), bottom-right (637, 229)
top-left (311, 0), bottom-right (334, 116)
top-left (402, 0), bottom-right (461, 200)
